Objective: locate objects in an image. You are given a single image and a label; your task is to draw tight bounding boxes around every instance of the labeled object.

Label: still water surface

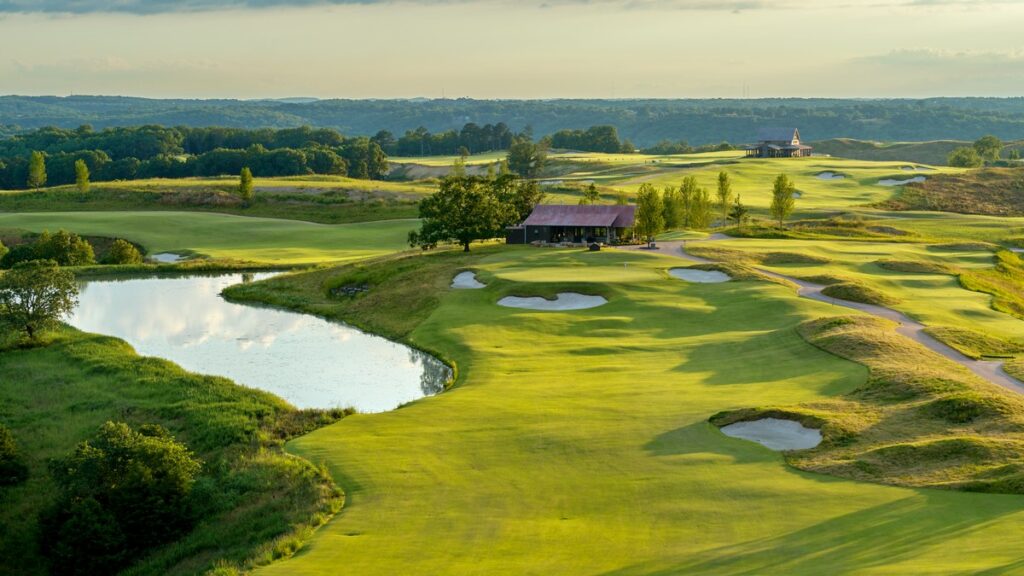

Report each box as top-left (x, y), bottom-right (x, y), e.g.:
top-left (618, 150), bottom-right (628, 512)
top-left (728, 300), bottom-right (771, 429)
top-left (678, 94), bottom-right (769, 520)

top-left (68, 273), bottom-right (450, 412)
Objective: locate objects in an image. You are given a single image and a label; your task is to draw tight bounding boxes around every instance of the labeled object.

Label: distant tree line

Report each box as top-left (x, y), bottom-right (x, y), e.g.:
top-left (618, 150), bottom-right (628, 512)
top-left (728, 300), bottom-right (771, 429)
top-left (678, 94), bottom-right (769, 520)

top-left (640, 140), bottom-right (737, 155)
top-left (0, 125), bottom-right (387, 189)
top-left (372, 122), bottom-right (517, 156)
top-left (549, 125), bottom-right (634, 153)
top-left (947, 135), bottom-right (1022, 168)
top-left (7, 96), bottom-right (1024, 146)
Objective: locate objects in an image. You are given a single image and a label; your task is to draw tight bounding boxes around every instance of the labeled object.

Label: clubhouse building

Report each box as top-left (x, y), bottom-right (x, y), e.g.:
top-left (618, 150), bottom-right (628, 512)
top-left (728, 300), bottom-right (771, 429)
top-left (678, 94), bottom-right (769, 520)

top-left (744, 127), bottom-right (813, 158)
top-left (507, 204), bottom-right (636, 245)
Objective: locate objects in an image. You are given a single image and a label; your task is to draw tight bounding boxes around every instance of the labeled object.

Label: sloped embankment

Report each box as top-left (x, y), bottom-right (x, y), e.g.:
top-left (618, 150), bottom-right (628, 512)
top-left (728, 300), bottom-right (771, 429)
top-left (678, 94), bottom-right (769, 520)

top-left (713, 315), bottom-right (1024, 494)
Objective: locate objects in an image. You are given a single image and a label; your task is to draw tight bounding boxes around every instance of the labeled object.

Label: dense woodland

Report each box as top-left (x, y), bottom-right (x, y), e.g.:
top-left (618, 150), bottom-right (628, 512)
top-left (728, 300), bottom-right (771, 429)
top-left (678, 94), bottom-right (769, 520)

top-left (4, 96), bottom-right (1024, 145)
top-left (0, 125), bottom-right (388, 189)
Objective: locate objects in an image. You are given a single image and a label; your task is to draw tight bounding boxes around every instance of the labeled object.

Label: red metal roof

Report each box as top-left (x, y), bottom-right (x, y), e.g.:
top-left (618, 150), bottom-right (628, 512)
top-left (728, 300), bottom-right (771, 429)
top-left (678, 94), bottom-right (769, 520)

top-left (522, 204), bottom-right (635, 228)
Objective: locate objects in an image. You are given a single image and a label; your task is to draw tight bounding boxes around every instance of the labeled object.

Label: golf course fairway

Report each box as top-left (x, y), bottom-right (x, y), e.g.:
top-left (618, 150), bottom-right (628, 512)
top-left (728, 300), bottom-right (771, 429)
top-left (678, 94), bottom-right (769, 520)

top-left (252, 247), bottom-right (1024, 575)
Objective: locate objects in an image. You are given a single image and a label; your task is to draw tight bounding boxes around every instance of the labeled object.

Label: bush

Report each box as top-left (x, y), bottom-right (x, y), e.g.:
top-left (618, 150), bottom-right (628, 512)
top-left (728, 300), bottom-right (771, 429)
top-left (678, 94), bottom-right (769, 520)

top-left (0, 424), bottom-right (28, 486)
top-left (34, 230), bottom-right (95, 266)
top-left (103, 239), bottom-right (143, 265)
top-left (40, 422), bottom-right (202, 575)
top-left (0, 239), bottom-right (6, 262)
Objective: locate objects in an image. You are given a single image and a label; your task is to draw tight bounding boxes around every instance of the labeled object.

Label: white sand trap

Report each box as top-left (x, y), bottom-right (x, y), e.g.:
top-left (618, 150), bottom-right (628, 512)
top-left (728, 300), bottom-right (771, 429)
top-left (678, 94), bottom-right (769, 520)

top-left (150, 253), bottom-right (186, 263)
top-left (669, 268), bottom-right (731, 283)
top-left (816, 172), bottom-right (845, 180)
top-left (452, 271), bottom-right (486, 289)
top-left (900, 166), bottom-right (915, 171)
top-left (878, 176), bottom-right (926, 187)
top-left (720, 418), bottom-right (822, 451)
top-left (793, 192), bottom-right (803, 199)
top-left (498, 293), bottom-right (607, 311)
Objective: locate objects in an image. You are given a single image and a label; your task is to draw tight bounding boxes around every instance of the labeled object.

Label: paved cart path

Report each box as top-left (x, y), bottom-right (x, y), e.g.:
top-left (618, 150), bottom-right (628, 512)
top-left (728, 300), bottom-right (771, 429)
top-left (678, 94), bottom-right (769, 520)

top-left (624, 239), bottom-right (1024, 394)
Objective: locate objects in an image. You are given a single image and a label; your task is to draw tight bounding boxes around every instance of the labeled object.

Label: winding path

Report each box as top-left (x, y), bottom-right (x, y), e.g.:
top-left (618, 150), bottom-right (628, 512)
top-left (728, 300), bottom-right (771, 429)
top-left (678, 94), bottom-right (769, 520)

top-left (624, 239), bottom-right (1024, 394)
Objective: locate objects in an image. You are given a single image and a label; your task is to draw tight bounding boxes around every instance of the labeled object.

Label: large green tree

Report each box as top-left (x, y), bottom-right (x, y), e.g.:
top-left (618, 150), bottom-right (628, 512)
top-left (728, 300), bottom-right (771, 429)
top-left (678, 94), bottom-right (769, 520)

top-left (973, 135), bottom-right (1003, 164)
top-left (0, 260), bottom-right (79, 340)
top-left (634, 183), bottom-right (664, 240)
top-left (770, 173), bottom-right (797, 228)
top-left (409, 175), bottom-right (539, 252)
top-left (661, 185), bottom-right (682, 229)
top-left (678, 176), bottom-right (700, 228)
top-left (27, 151), bottom-right (46, 189)
top-left (506, 138), bottom-right (547, 178)
top-left (34, 230), bottom-right (95, 266)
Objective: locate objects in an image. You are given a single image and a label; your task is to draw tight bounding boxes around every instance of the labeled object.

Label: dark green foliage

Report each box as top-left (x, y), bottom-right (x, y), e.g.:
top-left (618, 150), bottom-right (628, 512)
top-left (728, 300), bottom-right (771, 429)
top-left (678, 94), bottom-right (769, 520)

top-left (973, 135), bottom-right (1003, 164)
top-left (103, 239), bottom-right (143, 265)
top-left (40, 422), bottom-right (202, 575)
top-left (948, 146), bottom-right (984, 168)
top-left (0, 424), bottom-right (28, 486)
top-left (410, 175), bottom-right (539, 251)
top-left (506, 137), bottom-right (547, 178)
top-left (0, 260), bottom-right (79, 340)
top-left (550, 125), bottom-right (627, 153)
top-left (33, 230), bottom-right (96, 266)
top-left (387, 122), bottom-right (515, 156)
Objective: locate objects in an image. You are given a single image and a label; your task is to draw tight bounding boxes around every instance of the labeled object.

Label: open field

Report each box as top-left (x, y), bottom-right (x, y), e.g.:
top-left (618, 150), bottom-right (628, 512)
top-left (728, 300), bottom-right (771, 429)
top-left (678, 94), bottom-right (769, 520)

top-left (219, 246), bottom-right (1024, 575)
top-left (0, 212), bottom-right (416, 264)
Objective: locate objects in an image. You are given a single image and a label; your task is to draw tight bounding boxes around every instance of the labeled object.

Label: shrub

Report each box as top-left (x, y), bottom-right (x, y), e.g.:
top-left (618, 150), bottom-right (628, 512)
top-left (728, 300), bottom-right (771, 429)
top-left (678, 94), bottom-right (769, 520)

top-left (0, 424), bottom-right (28, 486)
top-left (103, 238), bottom-right (143, 265)
top-left (34, 230), bottom-right (95, 266)
top-left (40, 422), bottom-right (202, 575)
top-left (0, 243), bottom-right (36, 269)
top-left (0, 239), bottom-right (6, 262)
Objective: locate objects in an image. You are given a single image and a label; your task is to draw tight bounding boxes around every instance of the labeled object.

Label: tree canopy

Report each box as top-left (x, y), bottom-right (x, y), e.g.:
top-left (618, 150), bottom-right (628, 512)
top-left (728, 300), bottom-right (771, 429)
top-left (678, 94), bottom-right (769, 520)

top-left (0, 259), bottom-right (79, 340)
top-left (634, 184), bottom-right (664, 240)
top-left (948, 146), bottom-right (984, 168)
top-left (409, 174), bottom-right (543, 251)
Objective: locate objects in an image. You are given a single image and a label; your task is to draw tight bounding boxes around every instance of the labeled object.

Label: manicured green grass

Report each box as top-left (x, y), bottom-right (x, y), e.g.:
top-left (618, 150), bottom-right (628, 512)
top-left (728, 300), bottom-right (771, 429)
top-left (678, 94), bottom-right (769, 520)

top-left (0, 212), bottom-right (416, 264)
top-left (686, 237), bottom-right (1024, 343)
top-left (234, 247), bottom-right (1024, 575)
top-left (0, 328), bottom-right (345, 576)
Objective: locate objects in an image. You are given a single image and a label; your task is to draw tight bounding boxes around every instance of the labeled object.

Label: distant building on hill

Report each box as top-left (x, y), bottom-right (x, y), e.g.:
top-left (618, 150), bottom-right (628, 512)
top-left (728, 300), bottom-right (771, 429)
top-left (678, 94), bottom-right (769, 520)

top-left (745, 128), bottom-right (813, 158)
top-left (506, 204), bottom-right (636, 245)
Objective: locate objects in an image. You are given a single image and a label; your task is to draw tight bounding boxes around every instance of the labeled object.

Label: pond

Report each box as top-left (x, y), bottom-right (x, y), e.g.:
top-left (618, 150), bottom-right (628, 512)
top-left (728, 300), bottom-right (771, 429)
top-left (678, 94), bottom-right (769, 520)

top-left (68, 273), bottom-right (451, 412)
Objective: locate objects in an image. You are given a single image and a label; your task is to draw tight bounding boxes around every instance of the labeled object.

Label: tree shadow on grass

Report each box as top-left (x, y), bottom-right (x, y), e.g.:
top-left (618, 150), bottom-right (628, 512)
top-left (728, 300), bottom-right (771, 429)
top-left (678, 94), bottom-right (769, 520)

top-left (643, 420), bottom-right (772, 465)
top-left (599, 492), bottom-right (1024, 575)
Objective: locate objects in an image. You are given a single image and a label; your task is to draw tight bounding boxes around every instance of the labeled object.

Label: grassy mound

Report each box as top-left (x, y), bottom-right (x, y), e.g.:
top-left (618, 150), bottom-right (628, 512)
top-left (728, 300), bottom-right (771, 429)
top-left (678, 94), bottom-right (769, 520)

top-left (0, 328), bottom-right (347, 576)
top-left (0, 179), bottom-right (427, 225)
top-left (924, 326), bottom-right (1024, 359)
top-left (876, 259), bottom-right (955, 275)
top-left (811, 138), bottom-right (967, 165)
top-left (960, 251), bottom-right (1024, 320)
top-left (878, 168), bottom-right (1024, 216)
top-left (716, 315), bottom-right (1024, 493)
top-left (821, 282), bottom-right (900, 306)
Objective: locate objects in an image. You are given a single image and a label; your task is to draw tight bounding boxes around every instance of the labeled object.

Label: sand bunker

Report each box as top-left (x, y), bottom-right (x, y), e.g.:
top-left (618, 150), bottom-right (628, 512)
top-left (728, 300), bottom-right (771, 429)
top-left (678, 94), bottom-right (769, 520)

top-left (720, 418), bottom-right (822, 451)
top-left (878, 176), bottom-right (926, 187)
top-left (150, 253), bottom-right (186, 263)
top-left (498, 293), bottom-right (607, 311)
top-left (816, 172), bottom-right (845, 180)
top-left (452, 271), bottom-right (486, 289)
top-left (669, 268), bottom-right (731, 283)
top-left (793, 192), bottom-right (803, 199)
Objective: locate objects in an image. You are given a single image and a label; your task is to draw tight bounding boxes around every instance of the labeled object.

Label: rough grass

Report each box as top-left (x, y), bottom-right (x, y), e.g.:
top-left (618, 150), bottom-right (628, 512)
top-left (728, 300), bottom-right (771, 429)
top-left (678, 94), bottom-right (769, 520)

top-left (821, 281), bottom-right (900, 306)
top-left (960, 251), bottom-right (1024, 320)
top-left (876, 258), bottom-right (955, 275)
top-left (878, 168), bottom-right (1024, 216)
top-left (714, 315), bottom-right (1024, 493)
top-left (0, 177), bottom-right (434, 225)
top-left (0, 327), bottom-right (346, 576)
top-left (924, 326), bottom-right (1024, 359)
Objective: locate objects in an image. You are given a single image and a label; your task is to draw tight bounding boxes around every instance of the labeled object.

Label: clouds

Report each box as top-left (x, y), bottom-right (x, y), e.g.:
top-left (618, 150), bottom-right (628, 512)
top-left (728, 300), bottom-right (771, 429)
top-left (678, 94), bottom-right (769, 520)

top-left (0, 0), bottom-right (1013, 14)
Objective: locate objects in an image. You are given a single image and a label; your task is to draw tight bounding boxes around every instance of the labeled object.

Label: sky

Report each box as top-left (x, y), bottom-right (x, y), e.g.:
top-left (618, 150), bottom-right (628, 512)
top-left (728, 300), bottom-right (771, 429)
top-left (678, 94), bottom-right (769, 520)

top-left (0, 0), bottom-right (1022, 99)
